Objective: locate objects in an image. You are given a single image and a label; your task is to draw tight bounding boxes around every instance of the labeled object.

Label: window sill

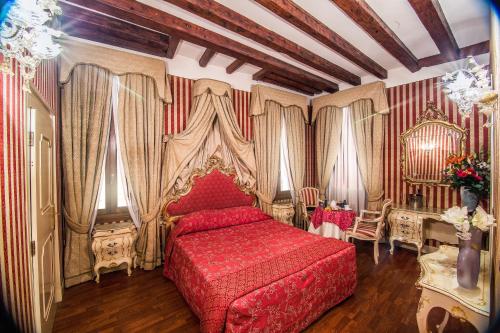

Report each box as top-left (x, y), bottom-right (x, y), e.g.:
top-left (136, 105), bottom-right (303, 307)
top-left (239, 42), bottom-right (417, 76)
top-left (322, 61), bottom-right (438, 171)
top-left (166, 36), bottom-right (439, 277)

top-left (95, 209), bottom-right (131, 225)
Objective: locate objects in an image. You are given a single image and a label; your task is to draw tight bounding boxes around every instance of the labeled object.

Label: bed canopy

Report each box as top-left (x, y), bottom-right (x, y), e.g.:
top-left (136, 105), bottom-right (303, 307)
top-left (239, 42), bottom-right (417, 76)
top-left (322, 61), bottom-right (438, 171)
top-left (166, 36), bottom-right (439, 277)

top-left (162, 79), bottom-right (256, 198)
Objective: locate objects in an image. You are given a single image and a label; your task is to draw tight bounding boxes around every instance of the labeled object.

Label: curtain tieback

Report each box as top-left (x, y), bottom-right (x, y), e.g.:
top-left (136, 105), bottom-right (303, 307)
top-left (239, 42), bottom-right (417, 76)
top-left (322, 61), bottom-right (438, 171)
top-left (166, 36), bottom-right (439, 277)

top-left (63, 207), bottom-right (90, 234)
top-left (141, 201), bottom-right (162, 223)
top-left (255, 191), bottom-right (273, 205)
top-left (367, 191), bottom-right (385, 203)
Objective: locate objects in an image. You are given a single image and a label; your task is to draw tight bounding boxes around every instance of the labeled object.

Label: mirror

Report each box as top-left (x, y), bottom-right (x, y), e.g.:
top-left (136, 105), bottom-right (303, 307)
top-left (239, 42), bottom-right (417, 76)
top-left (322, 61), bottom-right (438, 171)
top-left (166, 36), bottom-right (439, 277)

top-left (401, 102), bottom-right (467, 185)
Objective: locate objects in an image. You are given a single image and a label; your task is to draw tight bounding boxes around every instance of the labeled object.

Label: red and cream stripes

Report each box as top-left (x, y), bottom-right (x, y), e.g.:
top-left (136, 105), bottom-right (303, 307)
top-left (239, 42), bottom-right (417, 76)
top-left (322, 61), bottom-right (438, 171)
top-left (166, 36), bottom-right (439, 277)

top-left (384, 76), bottom-right (489, 209)
top-left (304, 124), bottom-right (316, 187)
top-left (0, 58), bottom-right (57, 333)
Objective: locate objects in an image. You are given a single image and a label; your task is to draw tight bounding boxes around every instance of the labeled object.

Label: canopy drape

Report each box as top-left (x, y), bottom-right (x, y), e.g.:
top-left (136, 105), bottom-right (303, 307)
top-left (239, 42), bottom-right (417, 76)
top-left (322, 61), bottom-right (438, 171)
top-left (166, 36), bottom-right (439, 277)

top-left (115, 73), bottom-right (164, 270)
top-left (61, 64), bottom-right (112, 287)
top-left (162, 79), bottom-right (256, 197)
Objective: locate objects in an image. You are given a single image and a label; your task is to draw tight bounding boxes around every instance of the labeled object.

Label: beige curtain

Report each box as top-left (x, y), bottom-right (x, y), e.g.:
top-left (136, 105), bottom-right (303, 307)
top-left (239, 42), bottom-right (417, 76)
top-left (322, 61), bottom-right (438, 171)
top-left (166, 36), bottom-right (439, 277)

top-left (349, 99), bottom-right (385, 210)
top-left (282, 106), bottom-right (306, 202)
top-left (315, 106), bottom-right (343, 199)
top-left (115, 74), bottom-right (164, 270)
top-left (163, 79), bottom-right (256, 196)
top-left (61, 64), bottom-right (112, 287)
top-left (253, 101), bottom-right (281, 213)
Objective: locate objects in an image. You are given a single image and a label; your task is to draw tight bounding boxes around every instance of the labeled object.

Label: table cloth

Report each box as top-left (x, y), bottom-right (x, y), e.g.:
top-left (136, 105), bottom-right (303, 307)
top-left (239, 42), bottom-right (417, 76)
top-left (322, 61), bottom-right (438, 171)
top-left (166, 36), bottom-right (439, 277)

top-left (310, 207), bottom-right (356, 230)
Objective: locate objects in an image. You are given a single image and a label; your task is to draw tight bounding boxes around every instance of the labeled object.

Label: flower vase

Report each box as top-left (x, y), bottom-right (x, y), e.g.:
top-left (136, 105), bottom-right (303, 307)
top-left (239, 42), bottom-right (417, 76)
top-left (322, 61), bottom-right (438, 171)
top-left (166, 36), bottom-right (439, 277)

top-left (460, 186), bottom-right (480, 213)
top-left (457, 227), bottom-right (482, 289)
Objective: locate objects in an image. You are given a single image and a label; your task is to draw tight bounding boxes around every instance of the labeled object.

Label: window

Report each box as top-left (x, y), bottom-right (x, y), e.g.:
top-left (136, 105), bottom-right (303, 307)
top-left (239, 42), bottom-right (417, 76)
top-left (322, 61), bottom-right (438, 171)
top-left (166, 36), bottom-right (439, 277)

top-left (276, 117), bottom-right (291, 199)
top-left (96, 115), bottom-right (130, 223)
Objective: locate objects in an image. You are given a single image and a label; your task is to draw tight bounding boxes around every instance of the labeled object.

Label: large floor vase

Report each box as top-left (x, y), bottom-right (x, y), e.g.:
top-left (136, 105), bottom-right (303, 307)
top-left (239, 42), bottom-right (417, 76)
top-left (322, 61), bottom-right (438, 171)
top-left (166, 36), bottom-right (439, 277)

top-left (457, 227), bottom-right (482, 289)
top-left (460, 186), bottom-right (480, 213)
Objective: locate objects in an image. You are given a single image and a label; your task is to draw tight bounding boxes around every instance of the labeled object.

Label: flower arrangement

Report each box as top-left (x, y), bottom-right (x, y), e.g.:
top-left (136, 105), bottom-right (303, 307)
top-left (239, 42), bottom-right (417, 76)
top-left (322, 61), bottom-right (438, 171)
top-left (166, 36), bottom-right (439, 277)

top-left (441, 206), bottom-right (494, 240)
top-left (442, 153), bottom-right (490, 197)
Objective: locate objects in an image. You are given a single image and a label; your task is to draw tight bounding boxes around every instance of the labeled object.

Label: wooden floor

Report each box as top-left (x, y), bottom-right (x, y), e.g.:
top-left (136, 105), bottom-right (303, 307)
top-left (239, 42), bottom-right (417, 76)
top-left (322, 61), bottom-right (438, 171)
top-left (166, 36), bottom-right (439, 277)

top-left (53, 242), bottom-right (476, 333)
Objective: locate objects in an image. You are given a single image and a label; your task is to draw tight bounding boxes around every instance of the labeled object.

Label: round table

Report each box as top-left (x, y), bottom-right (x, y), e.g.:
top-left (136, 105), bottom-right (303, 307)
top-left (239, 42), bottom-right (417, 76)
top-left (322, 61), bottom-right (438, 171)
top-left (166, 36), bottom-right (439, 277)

top-left (308, 207), bottom-right (356, 240)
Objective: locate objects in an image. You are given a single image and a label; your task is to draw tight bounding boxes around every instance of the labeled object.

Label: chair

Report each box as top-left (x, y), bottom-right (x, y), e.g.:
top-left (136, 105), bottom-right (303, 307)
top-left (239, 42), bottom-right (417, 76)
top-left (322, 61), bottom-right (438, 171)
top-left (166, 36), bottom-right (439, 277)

top-left (298, 187), bottom-right (320, 227)
top-left (345, 199), bottom-right (393, 265)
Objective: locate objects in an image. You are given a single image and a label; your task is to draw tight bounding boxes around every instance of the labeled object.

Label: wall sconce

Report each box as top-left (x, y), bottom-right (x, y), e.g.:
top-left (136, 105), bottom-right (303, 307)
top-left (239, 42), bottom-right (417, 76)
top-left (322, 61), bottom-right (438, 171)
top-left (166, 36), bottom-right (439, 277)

top-left (0, 0), bottom-right (62, 92)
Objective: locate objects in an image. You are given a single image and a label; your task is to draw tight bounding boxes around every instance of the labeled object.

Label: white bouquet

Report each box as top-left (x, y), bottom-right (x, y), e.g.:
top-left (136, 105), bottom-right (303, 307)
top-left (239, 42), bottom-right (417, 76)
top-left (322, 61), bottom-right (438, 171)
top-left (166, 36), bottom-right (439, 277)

top-left (441, 206), bottom-right (495, 240)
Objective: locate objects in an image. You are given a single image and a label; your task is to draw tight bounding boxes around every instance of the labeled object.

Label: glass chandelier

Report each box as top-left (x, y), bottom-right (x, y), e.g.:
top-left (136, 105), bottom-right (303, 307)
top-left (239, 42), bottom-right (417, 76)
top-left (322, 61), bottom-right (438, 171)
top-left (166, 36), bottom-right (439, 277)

top-left (0, 0), bottom-right (62, 91)
top-left (441, 56), bottom-right (492, 119)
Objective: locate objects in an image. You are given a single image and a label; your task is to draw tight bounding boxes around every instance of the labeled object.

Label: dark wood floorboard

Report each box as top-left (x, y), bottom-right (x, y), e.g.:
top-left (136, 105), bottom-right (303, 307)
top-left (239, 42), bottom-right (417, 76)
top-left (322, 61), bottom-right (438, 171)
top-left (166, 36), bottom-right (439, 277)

top-left (54, 242), bottom-right (477, 333)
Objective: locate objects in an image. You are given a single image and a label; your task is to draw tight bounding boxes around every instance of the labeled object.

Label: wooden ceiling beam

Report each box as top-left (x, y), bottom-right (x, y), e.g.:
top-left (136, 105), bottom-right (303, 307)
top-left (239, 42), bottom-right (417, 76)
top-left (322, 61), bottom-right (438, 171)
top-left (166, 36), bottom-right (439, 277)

top-left (226, 59), bottom-right (245, 74)
top-left (252, 69), bottom-right (268, 81)
top-left (254, 0), bottom-right (387, 79)
top-left (61, 5), bottom-right (170, 57)
top-left (61, 2), bottom-right (170, 52)
top-left (165, 0), bottom-right (360, 85)
top-left (408, 0), bottom-right (459, 62)
top-left (65, 0), bottom-right (338, 92)
top-left (329, 0), bottom-right (421, 72)
top-left (263, 72), bottom-right (321, 95)
top-left (166, 36), bottom-right (181, 59)
top-left (257, 77), bottom-right (314, 96)
top-left (418, 41), bottom-right (489, 67)
top-left (199, 48), bottom-right (216, 67)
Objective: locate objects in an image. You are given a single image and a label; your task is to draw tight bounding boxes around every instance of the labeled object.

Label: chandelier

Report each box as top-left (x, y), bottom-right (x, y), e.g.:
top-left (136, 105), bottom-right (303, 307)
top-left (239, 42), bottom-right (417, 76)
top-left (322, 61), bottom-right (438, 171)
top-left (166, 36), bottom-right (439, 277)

top-left (0, 0), bottom-right (62, 92)
top-left (441, 56), bottom-right (494, 121)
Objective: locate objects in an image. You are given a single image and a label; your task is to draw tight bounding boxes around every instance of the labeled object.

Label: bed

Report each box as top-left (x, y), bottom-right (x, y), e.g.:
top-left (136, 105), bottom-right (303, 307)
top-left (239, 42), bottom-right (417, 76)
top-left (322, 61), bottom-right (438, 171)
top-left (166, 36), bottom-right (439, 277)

top-left (163, 156), bottom-right (357, 333)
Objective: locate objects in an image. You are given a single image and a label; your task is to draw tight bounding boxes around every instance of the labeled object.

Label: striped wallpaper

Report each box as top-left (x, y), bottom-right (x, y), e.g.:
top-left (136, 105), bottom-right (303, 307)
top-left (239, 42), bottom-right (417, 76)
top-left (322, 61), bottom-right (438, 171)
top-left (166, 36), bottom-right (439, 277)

top-left (304, 124), bottom-right (316, 187)
top-left (384, 76), bottom-right (490, 209)
top-left (164, 75), bottom-right (316, 187)
top-left (0, 57), bottom-right (57, 333)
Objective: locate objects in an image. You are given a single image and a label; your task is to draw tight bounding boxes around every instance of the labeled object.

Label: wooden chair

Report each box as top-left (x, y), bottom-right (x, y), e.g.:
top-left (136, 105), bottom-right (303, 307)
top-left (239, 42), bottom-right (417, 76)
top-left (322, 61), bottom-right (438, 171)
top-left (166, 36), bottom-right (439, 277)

top-left (345, 199), bottom-right (393, 265)
top-left (297, 187), bottom-right (320, 227)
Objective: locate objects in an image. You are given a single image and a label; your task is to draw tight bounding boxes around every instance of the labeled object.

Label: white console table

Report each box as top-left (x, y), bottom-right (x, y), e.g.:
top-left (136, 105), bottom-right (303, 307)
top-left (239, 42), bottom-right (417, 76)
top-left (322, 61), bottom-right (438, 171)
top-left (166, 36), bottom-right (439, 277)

top-left (388, 204), bottom-right (457, 255)
top-left (416, 245), bottom-right (490, 333)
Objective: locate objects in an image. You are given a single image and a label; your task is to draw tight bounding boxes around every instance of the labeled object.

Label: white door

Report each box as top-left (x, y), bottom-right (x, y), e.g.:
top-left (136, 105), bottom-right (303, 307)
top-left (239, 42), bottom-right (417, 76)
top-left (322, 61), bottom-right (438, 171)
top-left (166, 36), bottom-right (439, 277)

top-left (28, 94), bottom-right (57, 333)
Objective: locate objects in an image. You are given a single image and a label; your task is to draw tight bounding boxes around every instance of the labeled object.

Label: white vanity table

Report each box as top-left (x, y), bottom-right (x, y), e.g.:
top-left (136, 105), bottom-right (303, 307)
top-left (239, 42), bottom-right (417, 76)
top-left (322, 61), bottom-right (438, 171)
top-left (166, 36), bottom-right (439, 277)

top-left (388, 204), bottom-right (458, 256)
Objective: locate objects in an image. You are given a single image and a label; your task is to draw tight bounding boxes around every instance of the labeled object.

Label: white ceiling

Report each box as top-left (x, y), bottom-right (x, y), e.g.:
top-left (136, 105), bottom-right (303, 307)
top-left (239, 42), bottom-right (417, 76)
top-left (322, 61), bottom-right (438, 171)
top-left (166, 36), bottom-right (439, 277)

top-left (139, 0), bottom-right (492, 91)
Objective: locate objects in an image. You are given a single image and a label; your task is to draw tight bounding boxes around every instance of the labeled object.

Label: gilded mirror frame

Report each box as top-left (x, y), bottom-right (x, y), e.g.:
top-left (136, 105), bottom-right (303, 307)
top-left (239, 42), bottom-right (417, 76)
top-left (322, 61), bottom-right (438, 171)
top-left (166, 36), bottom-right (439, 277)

top-left (400, 101), bottom-right (468, 186)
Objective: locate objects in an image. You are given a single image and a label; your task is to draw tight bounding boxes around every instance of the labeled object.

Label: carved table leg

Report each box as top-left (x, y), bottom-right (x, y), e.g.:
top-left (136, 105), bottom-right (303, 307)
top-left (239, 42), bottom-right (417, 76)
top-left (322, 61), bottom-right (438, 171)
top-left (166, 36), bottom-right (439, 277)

top-left (416, 291), bottom-right (432, 333)
top-left (94, 267), bottom-right (100, 284)
top-left (436, 311), bottom-right (449, 333)
top-left (390, 237), bottom-right (395, 255)
top-left (127, 259), bottom-right (132, 277)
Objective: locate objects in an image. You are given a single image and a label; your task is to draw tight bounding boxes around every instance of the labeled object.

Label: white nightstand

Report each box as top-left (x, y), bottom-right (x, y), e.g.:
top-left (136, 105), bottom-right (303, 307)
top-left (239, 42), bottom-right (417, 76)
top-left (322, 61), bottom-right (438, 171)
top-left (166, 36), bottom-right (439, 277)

top-left (92, 221), bottom-right (138, 283)
top-left (271, 202), bottom-right (295, 226)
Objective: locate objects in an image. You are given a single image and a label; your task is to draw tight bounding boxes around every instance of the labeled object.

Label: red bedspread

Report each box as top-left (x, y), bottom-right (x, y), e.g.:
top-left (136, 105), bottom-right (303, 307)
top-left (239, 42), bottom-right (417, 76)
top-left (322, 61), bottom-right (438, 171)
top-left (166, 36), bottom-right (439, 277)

top-left (164, 207), bottom-right (357, 333)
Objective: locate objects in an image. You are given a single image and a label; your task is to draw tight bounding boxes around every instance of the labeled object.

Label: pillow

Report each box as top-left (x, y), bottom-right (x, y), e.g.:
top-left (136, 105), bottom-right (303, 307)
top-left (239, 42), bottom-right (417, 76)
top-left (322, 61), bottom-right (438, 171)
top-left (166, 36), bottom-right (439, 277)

top-left (174, 206), bottom-right (270, 236)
